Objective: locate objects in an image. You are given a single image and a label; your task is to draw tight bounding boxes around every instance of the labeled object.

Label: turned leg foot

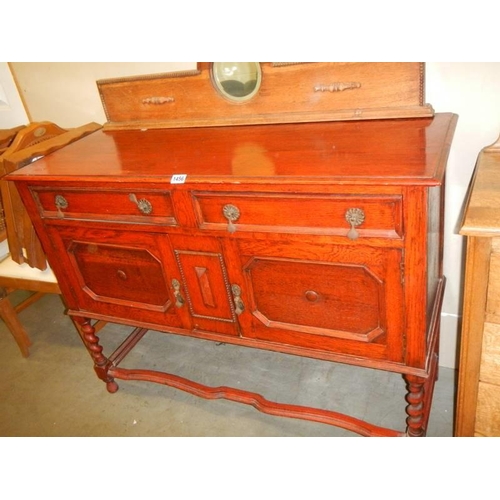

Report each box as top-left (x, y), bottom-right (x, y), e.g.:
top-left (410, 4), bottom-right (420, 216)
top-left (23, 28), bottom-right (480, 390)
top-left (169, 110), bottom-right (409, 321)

top-left (106, 380), bottom-right (119, 393)
top-left (403, 374), bottom-right (426, 437)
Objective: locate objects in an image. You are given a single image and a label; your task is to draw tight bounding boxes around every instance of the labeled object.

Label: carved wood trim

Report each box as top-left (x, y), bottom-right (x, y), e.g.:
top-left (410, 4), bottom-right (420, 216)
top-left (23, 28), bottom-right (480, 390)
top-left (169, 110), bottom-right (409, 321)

top-left (195, 266), bottom-right (216, 308)
top-left (251, 309), bottom-right (386, 343)
top-left (419, 63), bottom-right (425, 105)
top-left (142, 97), bottom-right (175, 105)
top-left (314, 82), bottom-right (361, 92)
top-left (174, 249), bottom-right (237, 323)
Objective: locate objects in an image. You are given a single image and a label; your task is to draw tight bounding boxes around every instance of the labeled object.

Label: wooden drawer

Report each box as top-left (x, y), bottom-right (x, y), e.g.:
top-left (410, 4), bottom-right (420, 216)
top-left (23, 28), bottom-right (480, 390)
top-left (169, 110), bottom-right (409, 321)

top-left (32, 187), bottom-right (177, 225)
top-left (192, 192), bottom-right (403, 238)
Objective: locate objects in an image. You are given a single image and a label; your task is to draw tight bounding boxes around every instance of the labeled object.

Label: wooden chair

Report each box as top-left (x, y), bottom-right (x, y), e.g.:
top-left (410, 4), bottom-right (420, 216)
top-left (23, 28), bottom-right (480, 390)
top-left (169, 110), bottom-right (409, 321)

top-left (0, 125), bottom-right (25, 154)
top-left (0, 121), bottom-right (101, 356)
top-left (0, 125), bottom-right (26, 242)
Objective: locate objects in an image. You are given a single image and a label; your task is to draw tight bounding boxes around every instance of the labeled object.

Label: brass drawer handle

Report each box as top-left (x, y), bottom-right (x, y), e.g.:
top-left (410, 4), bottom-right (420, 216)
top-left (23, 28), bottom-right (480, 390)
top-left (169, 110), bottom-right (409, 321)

top-left (345, 208), bottom-right (365, 240)
top-left (55, 194), bottom-right (68, 218)
top-left (129, 193), bottom-right (153, 215)
top-left (172, 279), bottom-right (185, 308)
top-left (223, 204), bottom-right (240, 234)
top-left (231, 284), bottom-right (244, 315)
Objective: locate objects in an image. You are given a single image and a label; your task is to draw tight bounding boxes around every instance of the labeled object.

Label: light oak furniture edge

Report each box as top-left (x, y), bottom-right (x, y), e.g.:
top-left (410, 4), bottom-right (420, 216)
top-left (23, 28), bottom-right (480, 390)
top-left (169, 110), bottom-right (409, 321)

top-left (455, 134), bottom-right (500, 436)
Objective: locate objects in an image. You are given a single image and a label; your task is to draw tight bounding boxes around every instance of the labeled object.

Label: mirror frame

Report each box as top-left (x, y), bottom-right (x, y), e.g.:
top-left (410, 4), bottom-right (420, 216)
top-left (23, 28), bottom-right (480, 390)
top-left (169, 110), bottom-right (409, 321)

top-left (210, 62), bottom-right (262, 103)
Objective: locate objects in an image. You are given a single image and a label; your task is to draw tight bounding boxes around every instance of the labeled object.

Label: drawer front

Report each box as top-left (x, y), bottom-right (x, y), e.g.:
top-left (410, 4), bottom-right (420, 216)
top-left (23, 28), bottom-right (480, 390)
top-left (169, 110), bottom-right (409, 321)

top-left (192, 192), bottom-right (403, 239)
top-left (168, 234), bottom-right (240, 337)
top-left (32, 187), bottom-right (177, 225)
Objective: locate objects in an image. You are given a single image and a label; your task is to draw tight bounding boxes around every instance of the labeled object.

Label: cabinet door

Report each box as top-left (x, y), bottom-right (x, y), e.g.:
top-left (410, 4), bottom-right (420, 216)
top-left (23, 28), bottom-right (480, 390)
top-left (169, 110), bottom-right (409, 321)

top-left (168, 234), bottom-right (240, 336)
top-left (233, 238), bottom-right (405, 362)
top-left (46, 225), bottom-right (183, 328)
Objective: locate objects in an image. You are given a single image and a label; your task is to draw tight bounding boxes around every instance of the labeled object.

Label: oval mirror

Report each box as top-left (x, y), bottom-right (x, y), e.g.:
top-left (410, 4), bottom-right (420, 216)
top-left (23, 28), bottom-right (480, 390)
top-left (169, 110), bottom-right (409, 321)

top-left (211, 62), bottom-right (262, 102)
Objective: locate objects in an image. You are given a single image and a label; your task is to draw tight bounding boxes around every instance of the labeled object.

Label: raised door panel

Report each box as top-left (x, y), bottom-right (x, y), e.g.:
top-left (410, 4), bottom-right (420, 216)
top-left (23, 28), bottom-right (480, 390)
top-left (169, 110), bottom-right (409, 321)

top-left (246, 258), bottom-right (384, 341)
top-left (168, 234), bottom-right (239, 336)
top-left (234, 238), bottom-right (405, 362)
top-left (46, 225), bottom-right (183, 328)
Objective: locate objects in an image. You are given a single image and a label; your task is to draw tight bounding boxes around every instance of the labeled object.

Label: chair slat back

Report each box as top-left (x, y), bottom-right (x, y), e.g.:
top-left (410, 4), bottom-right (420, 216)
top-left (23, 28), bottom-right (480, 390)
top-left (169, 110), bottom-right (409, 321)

top-left (0, 122), bottom-right (101, 269)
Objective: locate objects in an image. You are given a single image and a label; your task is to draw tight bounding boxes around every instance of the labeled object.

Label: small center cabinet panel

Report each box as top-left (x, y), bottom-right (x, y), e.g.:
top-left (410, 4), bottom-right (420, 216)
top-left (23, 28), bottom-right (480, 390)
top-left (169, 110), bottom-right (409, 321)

top-left (168, 234), bottom-right (240, 337)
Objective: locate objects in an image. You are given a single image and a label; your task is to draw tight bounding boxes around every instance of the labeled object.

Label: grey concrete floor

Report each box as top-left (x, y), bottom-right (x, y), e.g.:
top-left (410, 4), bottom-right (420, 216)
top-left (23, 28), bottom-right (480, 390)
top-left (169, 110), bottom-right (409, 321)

top-left (0, 292), bottom-right (456, 437)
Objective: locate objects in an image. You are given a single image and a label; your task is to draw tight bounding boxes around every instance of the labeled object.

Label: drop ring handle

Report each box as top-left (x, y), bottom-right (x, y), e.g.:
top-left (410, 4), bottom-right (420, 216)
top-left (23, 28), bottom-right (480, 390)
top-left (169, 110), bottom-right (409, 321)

top-left (129, 193), bottom-right (153, 215)
top-left (223, 204), bottom-right (240, 234)
top-left (345, 208), bottom-right (365, 240)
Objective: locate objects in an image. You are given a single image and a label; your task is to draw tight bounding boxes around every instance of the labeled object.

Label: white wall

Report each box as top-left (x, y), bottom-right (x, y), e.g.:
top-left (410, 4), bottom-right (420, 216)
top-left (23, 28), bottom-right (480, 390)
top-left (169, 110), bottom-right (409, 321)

top-left (426, 63), bottom-right (500, 368)
top-left (0, 63), bottom-right (29, 127)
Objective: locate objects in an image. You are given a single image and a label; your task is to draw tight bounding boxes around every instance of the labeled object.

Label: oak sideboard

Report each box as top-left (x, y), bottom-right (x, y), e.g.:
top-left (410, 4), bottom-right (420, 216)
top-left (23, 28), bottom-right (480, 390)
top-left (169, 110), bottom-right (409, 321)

top-left (7, 63), bottom-right (457, 436)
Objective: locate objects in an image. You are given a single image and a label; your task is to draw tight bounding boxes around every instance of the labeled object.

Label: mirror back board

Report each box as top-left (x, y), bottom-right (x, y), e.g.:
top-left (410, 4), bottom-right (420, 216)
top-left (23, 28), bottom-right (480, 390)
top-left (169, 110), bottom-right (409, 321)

top-left (97, 62), bottom-right (433, 130)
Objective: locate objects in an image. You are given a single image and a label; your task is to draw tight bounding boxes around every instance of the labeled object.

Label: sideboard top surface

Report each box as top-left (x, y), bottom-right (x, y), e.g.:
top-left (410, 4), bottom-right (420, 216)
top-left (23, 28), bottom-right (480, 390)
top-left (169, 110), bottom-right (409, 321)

top-left (10, 113), bottom-right (457, 187)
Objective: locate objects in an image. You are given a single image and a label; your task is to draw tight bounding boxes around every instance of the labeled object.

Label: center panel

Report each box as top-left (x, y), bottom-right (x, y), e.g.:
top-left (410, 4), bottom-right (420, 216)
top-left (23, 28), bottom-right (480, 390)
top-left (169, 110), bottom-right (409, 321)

top-left (169, 234), bottom-right (239, 337)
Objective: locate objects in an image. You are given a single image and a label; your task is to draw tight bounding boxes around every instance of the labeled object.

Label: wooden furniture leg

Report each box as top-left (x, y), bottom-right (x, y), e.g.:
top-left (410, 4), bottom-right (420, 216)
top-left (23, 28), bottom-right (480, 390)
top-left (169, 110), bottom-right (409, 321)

top-left (404, 374), bottom-right (427, 437)
top-left (0, 287), bottom-right (32, 357)
top-left (73, 316), bottom-right (118, 393)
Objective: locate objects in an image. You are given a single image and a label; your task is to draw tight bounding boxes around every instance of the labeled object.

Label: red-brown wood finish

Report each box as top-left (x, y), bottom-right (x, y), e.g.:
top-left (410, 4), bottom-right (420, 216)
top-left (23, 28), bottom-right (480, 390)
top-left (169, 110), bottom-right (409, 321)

top-left (8, 113), bottom-right (457, 436)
